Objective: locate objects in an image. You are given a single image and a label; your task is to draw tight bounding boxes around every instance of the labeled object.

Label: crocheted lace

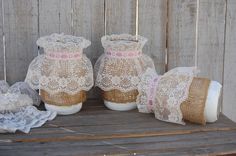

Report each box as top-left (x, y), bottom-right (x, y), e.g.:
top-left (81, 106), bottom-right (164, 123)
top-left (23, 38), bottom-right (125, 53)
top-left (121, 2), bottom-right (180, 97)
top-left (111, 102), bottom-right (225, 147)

top-left (37, 33), bottom-right (91, 52)
top-left (137, 67), bottom-right (198, 125)
top-left (0, 106), bottom-right (56, 133)
top-left (8, 82), bottom-right (41, 106)
top-left (0, 81), bottom-right (9, 94)
top-left (0, 80), bottom-right (55, 133)
top-left (25, 34), bottom-right (94, 95)
top-left (95, 34), bottom-right (155, 92)
top-left (0, 93), bottom-right (33, 112)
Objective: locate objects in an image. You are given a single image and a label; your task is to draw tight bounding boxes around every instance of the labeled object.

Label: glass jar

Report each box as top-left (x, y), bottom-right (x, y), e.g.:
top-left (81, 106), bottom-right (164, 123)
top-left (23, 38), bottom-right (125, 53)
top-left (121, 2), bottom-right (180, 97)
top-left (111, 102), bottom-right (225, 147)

top-left (26, 33), bottom-right (93, 115)
top-left (137, 67), bottom-right (222, 125)
top-left (95, 34), bottom-right (155, 111)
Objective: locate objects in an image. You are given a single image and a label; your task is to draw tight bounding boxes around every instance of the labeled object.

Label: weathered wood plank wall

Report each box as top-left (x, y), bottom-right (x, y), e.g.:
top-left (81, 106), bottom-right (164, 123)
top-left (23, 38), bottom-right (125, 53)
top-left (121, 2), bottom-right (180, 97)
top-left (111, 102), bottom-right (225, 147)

top-left (223, 0), bottom-right (236, 122)
top-left (0, 0), bottom-right (3, 80)
top-left (168, 0), bottom-right (197, 70)
top-left (4, 0), bottom-right (38, 84)
top-left (0, 0), bottom-right (235, 121)
top-left (168, 0), bottom-right (226, 83)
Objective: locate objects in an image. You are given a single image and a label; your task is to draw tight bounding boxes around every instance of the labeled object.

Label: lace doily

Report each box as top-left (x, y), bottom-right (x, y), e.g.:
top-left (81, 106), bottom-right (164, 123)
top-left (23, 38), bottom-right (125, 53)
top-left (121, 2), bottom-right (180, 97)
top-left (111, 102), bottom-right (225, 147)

top-left (137, 67), bottom-right (198, 125)
top-left (95, 34), bottom-right (155, 92)
top-left (8, 82), bottom-right (41, 106)
top-left (0, 93), bottom-right (33, 112)
top-left (37, 33), bottom-right (91, 52)
top-left (0, 106), bottom-right (56, 133)
top-left (0, 80), bottom-right (9, 94)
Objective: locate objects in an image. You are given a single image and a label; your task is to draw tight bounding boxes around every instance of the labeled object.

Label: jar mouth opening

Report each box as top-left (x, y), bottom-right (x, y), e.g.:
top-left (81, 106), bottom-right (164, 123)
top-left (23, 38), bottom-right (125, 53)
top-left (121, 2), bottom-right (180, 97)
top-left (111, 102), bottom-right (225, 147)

top-left (102, 34), bottom-right (146, 43)
top-left (101, 34), bottom-right (147, 51)
top-left (109, 38), bottom-right (139, 42)
top-left (36, 33), bottom-right (91, 51)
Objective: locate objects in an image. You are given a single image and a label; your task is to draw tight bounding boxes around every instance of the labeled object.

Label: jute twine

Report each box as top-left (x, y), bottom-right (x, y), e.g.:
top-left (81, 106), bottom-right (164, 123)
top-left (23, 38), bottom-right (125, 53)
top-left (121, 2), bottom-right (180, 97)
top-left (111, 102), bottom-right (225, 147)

top-left (181, 77), bottom-right (210, 125)
top-left (41, 90), bottom-right (86, 106)
top-left (102, 89), bottom-right (138, 103)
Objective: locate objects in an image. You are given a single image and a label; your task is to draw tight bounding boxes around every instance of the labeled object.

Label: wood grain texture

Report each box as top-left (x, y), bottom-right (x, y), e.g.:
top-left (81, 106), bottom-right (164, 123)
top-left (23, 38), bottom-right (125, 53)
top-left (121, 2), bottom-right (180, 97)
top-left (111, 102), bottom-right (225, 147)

top-left (0, 0), bottom-right (4, 80)
top-left (105, 0), bottom-right (136, 35)
top-left (139, 0), bottom-right (167, 74)
top-left (1, 100), bottom-right (236, 156)
top-left (168, 0), bottom-right (197, 69)
top-left (168, 0), bottom-right (226, 83)
top-left (4, 0), bottom-right (38, 84)
top-left (39, 0), bottom-right (72, 36)
top-left (197, 0), bottom-right (226, 82)
top-left (223, 0), bottom-right (236, 122)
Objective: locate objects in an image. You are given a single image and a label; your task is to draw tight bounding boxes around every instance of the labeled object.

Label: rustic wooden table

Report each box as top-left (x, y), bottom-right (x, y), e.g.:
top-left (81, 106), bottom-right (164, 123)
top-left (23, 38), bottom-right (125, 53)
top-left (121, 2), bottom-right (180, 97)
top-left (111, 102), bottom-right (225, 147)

top-left (1, 100), bottom-right (236, 156)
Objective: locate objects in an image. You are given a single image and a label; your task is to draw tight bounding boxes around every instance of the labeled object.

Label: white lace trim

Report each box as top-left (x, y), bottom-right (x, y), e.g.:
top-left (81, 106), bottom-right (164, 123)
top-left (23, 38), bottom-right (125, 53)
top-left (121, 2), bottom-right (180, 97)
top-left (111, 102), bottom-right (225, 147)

top-left (95, 53), bottom-right (155, 92)
top-left (25, 54), bottom-right (94, 94)
top-left (0, 93), bottom-right (33, 112)
top-left (137, 67), bottom-right (198, 125)
top-left (0, 81), bottom-right (9, 94)
top-left (0, 106), bottom-right (56, 133)
top-left (137, 68), bottom-right (157, 114)
top-left (8, 82), bottom-right (41, 106)
top-left (37, 33), bottom-right (91, 52)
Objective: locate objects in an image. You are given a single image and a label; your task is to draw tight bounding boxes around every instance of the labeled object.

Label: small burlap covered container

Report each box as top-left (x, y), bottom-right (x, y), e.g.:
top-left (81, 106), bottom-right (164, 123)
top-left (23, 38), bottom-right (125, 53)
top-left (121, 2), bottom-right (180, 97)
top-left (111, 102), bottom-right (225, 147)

top-left (25, 33), bottom-right (93, 114)
top-left (137, 67), bottom-right (218, 125)
top-left (94, 34), bottom-right (155, 111)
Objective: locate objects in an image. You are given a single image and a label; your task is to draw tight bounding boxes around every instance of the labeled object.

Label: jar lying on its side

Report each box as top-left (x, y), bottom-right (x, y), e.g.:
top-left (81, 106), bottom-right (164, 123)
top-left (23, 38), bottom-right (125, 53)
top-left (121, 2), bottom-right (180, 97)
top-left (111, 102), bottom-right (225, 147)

top-left (137, 67), bottom-right (222, 125)
top-left (25, 33), bottom-right (93, 115)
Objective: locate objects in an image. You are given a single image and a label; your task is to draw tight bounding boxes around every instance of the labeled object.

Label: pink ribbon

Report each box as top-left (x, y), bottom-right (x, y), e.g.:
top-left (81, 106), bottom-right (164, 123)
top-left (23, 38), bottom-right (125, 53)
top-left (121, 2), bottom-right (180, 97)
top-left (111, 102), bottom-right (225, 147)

top-left (46, 51), bottom-right (82, 60)
top-left (105, 50), bottom-right (141, 58)
top-left (147, 76), bottom-right (160, 112)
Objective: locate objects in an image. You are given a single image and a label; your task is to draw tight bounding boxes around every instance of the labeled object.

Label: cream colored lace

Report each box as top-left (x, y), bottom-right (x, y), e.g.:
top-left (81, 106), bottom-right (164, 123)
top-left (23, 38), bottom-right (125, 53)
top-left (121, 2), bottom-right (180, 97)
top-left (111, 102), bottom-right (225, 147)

top-left (137, 67), bottom-right (198, 125)
top-left (25, 33), bottom-right (94, 95)
top-left (95, 34), bottom-right (155, 92)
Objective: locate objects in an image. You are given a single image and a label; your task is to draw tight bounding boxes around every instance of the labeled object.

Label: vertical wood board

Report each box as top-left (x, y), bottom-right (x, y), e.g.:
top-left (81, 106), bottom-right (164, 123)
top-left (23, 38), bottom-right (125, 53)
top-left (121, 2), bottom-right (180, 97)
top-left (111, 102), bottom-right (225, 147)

top-left (0, 0), bottom-right (4, 80)
top-left (223, 0), bottom-right (236, 122)
top-left (139, 0), bottom-right (167, 74)
top-left (39, 0), bottom-right (72, 36)
top-left (4, 0), bottom-right (38, 84)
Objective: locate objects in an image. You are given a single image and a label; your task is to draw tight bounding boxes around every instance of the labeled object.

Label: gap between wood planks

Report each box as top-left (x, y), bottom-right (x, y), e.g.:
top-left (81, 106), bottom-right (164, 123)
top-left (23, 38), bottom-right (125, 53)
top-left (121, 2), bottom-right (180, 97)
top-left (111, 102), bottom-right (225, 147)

top-left (11, 126), bottom-right (236, 143)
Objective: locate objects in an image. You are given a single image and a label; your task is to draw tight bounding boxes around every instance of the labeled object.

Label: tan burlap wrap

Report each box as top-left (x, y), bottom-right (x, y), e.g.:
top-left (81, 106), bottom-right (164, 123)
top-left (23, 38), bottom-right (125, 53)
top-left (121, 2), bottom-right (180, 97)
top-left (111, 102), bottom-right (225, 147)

top-left (41, 90), bottom-right (86, 106)
top-left (102, 89), bottom-right (139, 103)
top-left (181, 77), bottom-right (210, 125)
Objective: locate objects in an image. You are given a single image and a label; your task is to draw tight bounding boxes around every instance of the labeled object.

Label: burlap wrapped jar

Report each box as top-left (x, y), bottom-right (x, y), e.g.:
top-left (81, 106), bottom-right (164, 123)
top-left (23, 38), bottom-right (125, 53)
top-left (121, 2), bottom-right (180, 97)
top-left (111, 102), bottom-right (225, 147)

top-left (25, 33), bottom-right (93, 115)
top-left (137, 67), bottom-right (222, 125)
top-left (95, 34), bottom-right (155, 111)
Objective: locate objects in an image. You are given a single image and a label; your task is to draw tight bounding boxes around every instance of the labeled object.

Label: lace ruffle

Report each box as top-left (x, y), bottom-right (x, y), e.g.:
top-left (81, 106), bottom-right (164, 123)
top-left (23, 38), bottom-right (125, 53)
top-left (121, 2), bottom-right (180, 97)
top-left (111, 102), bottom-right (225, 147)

top-left (8, 82), bottom-right (41, 106)
top-left (0, 81), bottom-right (9, 94)
top-left (95, 34), bottom-right (154, 92)
top-left (0, 93), bottom-right (33, 112)
top-left (0, 106), bottom-right (56, 133)
top-left (25, 54), bottom-right (93, 94)
top-left (137, 67), bottom-right (198, 125)
top-left (95, 54), bottom-right (155, 92)
top-left (101, 34), bottom-right (147, 51)
top-left (37, 33), bottom-right (91, 52)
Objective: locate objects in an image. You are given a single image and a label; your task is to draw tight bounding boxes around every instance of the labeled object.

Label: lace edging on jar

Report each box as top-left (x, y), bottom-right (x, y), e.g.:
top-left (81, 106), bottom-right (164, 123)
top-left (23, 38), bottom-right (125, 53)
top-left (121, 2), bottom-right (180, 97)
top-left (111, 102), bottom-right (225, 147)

top-left (94, 54), bottom-right (155, 92)
top-left (101, 34), bottom-right (148, 51)
top-left (36, 33), bottom-right (91, 52)
top-left (25, 54), bottom-right (94, 95)
top-left (137, 67), bottom-right (198, 125)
